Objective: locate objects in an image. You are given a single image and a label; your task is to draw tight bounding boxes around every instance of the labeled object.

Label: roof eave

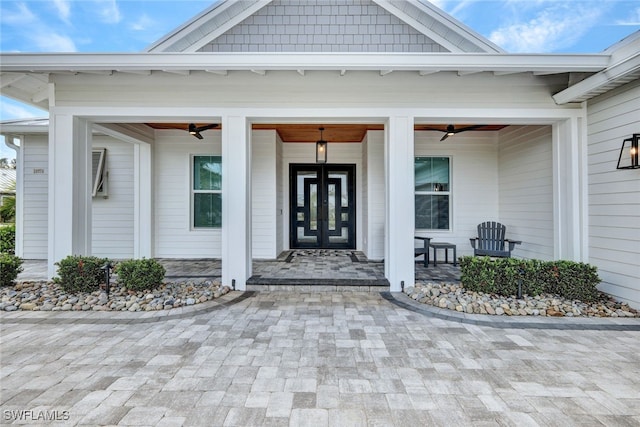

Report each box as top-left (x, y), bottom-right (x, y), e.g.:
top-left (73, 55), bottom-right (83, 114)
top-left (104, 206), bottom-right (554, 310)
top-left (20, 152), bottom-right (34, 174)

top-left (553, 34), bottom-right (640, 104)
top-left (0, 52), bottom-right (610, 74)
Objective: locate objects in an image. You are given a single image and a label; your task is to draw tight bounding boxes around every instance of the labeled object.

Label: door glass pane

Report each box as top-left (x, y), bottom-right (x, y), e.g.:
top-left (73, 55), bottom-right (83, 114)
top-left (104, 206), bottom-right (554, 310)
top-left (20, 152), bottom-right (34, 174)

top-left (328, 227), bottom-right (348, 244)
top-left (297, 171), bottom-right (317, 207)
top-left (309, 183), bottom-right (318, 231)
top-left (297, 227), bottom-right (316, 243)
top-left (328, 183), bottom-right (336, 230)
top-left (329, 172), bottom-right (349, 207)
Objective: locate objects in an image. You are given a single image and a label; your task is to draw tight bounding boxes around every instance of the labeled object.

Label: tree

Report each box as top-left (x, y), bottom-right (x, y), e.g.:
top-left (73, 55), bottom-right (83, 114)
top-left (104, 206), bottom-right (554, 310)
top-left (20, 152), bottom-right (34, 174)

top-left (0, 158), bottom-right (8, 168)
top-left (0, 181), bottom-right (16, 223)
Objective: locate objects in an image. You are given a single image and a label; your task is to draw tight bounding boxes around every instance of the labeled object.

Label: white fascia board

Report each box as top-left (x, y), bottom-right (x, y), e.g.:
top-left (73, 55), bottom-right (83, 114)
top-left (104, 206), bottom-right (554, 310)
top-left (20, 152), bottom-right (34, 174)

top-left (146, 0), bottom-right (235, 52)
top-left (182, 1), bottom-right (273, 53)
top-left (148, 0), bottom-right (272, 53)
top-left (0, 52), bottom-right (609, 74)
top-left (553, 50), bottom-right (640, 104)
top-left (374, 0), bottom-right (504, 53)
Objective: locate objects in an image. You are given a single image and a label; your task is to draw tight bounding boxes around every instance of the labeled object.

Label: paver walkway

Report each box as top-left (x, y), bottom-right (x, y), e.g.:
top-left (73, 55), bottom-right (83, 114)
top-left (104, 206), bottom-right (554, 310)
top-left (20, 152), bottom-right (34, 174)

top-left (2, 291), bottom-right (640, 426)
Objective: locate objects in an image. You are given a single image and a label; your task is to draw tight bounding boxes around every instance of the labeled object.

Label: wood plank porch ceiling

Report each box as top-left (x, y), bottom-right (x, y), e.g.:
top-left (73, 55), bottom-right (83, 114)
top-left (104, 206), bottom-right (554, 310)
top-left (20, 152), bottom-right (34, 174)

top-left (146, 123), bottom-right (506, 143)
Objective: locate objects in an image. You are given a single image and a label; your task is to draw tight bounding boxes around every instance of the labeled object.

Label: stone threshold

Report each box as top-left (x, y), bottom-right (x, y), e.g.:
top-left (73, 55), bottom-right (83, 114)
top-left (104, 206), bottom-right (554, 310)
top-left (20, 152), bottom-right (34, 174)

top-left (246, 276), bottom-right (390, 292)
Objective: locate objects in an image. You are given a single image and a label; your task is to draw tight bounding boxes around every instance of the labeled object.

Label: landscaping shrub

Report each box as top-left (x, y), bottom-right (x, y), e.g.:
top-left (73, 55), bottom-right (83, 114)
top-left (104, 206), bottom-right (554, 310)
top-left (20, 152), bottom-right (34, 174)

top-left (0, 253), bottom-right (23, 287)
top-left (115, 258), bottom-right (165, 292)
top-left (460, 256), bottom-right (600, 302)
top-left (53, 255), bottom-right (110, 294)
top-left (0, 224), bottom-right (16, 254)
top-left (537, 260), bottom-right (600, 302)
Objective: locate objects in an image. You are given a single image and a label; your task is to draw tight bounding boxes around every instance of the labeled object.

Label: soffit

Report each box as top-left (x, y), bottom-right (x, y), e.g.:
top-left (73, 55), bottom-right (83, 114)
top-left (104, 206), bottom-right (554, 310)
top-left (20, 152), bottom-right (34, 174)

top-left (146, 122), bottom-right (504, 143)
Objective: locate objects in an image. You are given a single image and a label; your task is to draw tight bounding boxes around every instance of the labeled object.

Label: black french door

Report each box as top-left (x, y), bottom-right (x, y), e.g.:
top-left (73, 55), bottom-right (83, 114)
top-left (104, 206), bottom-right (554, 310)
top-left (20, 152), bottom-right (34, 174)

top-left (289, 164), bottom-right (356, 249)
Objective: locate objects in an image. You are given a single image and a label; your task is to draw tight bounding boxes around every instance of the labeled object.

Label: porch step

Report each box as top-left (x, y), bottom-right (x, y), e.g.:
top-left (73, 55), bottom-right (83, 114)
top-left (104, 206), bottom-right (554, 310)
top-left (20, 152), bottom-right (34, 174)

top-left (245, 277), bottom-right (390, 292)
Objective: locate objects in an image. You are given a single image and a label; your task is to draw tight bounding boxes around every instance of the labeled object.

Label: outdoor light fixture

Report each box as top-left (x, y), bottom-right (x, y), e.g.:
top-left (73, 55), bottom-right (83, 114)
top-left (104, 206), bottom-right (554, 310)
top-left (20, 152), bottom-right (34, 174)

top-left (316, 127), bottom-right (328, 164)
top-left (617, 133), bottom-right (640, 170)
top-left (188, 123), bottom-right (218, 140)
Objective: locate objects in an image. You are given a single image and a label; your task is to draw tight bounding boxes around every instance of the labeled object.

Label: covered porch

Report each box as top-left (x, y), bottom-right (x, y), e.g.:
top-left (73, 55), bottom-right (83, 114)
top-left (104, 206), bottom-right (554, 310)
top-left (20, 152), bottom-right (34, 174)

top-left (17, 253), bottom-right (460, 290)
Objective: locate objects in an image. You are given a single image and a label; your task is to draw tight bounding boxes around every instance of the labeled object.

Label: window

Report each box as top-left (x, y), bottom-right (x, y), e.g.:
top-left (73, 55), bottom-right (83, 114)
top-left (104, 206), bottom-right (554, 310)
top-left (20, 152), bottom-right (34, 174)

top-left (192, 155), bottom-right (222, 228)
top-left (92, 148), bottom-right (107, 197)
top-left (415, 157), bottom-right (450, 230)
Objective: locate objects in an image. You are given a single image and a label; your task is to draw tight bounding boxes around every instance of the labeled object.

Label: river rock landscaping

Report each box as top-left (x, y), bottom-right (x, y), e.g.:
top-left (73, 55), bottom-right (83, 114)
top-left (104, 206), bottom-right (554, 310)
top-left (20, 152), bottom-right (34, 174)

top-left (406, 282), bottom-right (639, 318)
top-left (0, 280), bottom-right (229, 312)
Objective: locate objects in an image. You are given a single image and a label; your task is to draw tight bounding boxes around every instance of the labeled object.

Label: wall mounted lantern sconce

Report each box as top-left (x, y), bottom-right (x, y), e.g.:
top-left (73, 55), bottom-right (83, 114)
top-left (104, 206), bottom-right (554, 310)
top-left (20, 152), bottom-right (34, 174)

top-left (188, 123), bottom-right (219, 140)
top-left (316, 127), bottom-right (328, 164)
top-left (617, 133), bottom-right (640, 170)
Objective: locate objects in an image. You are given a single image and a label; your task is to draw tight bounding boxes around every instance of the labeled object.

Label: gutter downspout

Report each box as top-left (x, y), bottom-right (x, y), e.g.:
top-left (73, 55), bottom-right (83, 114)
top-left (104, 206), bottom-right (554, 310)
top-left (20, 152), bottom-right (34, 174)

top-left (3, 135), bottom-right (23, 257)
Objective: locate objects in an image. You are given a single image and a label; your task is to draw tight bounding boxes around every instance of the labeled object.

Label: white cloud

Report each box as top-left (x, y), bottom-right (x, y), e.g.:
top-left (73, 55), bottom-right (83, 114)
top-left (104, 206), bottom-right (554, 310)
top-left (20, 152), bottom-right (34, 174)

top-left (616, 7), bottom-right (640, 25)
top-left (32, 32), bottom-right (77, 52)
top-left (0, 2), bottom-right (37, 25)
top-left (130, 13), bottom-right (155, 31)
top-left (95, 0), bottom-right (122, 24)
top-left (52, 0), bottom-right (71, 24)
top-left (489, 2), bottom-right (605, 52)
top-left (0, 98), bottom-right (47, 121)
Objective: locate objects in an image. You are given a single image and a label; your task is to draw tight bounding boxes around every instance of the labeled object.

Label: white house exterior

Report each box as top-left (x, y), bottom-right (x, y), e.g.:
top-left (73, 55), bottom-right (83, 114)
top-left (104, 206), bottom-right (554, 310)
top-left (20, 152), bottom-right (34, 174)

top-left (1, 1), bottom-right (638, 304)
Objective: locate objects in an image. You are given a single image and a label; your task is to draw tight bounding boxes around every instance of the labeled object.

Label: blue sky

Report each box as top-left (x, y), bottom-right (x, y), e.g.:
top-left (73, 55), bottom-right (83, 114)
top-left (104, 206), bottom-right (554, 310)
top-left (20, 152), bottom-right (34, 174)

top-left (1, 0), bottom-right (639, 158)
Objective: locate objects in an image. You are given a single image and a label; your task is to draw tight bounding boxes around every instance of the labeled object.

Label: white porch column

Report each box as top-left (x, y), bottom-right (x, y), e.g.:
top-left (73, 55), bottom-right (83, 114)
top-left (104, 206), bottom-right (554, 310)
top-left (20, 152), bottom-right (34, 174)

top-left (134, 142), bottom-right (153, 258)
top-left (221, 115), bottom-right (251, 290)
top-left (47, 114), bottom-right (92, 278)
top-left (552, 116), bottom-right (588, 261)
top-left (385, 116), bottom-right (415, 291)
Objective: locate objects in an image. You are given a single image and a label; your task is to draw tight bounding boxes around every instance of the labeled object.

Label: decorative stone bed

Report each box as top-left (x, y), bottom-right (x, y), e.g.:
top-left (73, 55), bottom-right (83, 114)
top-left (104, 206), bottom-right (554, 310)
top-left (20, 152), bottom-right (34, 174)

top-left (0, 280), bottom-right (230, 312)
top-left (405, 282), bottom-right (639, 318)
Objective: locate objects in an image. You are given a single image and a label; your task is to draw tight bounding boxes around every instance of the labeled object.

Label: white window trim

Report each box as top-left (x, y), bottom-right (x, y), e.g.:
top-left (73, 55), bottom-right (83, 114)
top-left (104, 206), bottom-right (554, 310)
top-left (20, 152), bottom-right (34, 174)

top-left (191, 154), bottom-right (222, 230)
top-left (92, 148), bottom-right (107, 198)
top-left (414, 155), bottom-right (452, 231)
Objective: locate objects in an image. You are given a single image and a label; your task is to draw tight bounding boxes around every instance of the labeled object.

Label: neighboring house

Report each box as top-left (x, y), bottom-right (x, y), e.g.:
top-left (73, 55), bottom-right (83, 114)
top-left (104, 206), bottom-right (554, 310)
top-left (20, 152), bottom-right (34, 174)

top-left (0, 167), bottom-right (16, 221)
top-left (0, 1), bottom-right (638, 304)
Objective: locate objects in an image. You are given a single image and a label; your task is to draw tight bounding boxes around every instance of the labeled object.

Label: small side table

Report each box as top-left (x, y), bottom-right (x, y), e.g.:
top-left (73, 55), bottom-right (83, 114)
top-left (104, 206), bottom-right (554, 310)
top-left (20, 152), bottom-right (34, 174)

top-left (430, 242), bottom-right (457, 267)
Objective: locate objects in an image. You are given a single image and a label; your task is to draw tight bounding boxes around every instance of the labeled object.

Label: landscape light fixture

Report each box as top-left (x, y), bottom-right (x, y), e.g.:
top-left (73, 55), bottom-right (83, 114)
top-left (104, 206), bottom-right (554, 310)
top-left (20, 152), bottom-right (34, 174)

top-left (617, 133), bottom-right (640, 170)
top-left (316, 127), bottom-right (327, 164)
top-left (188, 123), bottom-right (219, 140)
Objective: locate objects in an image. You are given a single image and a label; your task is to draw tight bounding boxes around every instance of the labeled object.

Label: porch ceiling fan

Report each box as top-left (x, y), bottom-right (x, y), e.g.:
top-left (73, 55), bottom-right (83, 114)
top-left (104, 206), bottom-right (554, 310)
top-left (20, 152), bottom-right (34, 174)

top-left (426, 124), bottom-right (486, 141)
top-left (188, 123), bottom-right (219, 139)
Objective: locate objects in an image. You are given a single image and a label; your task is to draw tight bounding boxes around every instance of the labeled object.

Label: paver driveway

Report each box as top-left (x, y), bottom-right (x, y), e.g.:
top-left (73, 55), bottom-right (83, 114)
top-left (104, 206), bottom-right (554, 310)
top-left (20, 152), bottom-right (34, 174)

top-left (2, 291), bottom-right (640, 426)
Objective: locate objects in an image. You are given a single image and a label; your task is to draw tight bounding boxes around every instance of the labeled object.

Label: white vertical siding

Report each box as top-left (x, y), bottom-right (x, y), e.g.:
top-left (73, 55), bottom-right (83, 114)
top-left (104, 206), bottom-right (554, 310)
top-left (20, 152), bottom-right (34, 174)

top-left (22, 136), bottom-right (48, 259)
top-left (154, 130), bottom-right (222, 258)
top-left (497, 126), bottom-right (554, 260)
top-left (365, 131), bottom-right (385, 260)
top-left (414, 131), bottom-right (499, 257)
top-left (251, 130), bottom-right (278, 259)
top-left (281, 142), bottom-right (363, 250)
top-left (587, 79), bottom-right (640, 307)
top-left (91, 136), bottom-right (135, 259)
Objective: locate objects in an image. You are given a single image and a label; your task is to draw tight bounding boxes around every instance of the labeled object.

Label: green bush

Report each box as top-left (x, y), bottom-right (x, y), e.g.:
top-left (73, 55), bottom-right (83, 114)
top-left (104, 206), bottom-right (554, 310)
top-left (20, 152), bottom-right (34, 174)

top-left (116, 258), bottom-right (165, 292)
top-left (53, 255), bottom-right (110, 294)
top-left (0, 224), bottom-right (16, 254)
top-left (460, 256), bottom-right (600, 302)
top-left (537, 260), bottom-right (600, 302)
top-left (0, 253), bottom-right (23, 286)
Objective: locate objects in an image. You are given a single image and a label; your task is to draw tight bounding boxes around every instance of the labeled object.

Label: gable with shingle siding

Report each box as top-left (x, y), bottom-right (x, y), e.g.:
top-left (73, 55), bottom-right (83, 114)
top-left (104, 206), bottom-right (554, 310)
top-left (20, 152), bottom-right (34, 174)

top-left (197, 0), bottom-right (448, 53)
